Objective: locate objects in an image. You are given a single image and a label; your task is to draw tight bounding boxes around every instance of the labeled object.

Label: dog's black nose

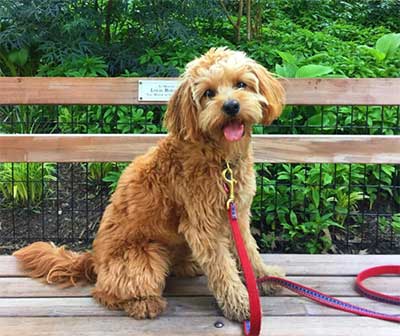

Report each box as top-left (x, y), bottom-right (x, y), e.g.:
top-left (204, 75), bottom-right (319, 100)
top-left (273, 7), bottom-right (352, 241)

top-left (222, 99), bottom-right (240, 116)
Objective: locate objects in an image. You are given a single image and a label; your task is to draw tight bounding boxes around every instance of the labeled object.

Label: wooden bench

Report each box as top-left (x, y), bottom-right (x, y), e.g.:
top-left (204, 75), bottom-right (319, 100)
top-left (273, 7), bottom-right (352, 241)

top-left (0, 254), bottom-right (399, 335)
top-left (0, 77), bottom-right (399, 335)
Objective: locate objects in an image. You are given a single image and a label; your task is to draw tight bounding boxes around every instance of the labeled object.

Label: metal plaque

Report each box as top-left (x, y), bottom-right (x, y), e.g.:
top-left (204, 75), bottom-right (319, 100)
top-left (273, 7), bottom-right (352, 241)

top-left (138, 79), bottom-right (180, 102)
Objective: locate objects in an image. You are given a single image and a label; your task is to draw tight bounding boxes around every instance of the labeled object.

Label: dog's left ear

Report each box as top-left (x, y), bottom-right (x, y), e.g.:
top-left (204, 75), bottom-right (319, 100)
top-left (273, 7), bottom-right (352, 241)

top-left (251, 62), bottom-right (285, 125)
top-left (163, 78), bottom-right (200, 141)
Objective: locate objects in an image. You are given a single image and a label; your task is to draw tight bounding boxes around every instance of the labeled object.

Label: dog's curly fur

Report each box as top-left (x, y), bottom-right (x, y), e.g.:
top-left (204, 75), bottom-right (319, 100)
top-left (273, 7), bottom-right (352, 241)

top-left (14, 47), bottom-right (285, 322)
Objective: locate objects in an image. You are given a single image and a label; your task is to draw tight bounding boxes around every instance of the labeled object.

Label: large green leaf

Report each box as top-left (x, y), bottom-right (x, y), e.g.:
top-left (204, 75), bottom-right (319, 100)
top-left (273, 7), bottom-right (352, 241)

top-left (295, 64), bottom-right (333, 78)
top-left (277, 51), bottom-right (297, 64)
top-left (375, 33), bottom-right (400, 60)
top-left (275, 63), bottom-right (298, 78)
top-left (8, 48), bottom-right (29, 66)
top-left (363, 46), bottom-right (386, 61)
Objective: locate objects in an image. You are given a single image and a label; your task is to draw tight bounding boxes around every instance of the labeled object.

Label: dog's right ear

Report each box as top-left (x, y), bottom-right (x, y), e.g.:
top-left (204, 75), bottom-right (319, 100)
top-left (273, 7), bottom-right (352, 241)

top-left (163, 79), bottom-right (200, 141)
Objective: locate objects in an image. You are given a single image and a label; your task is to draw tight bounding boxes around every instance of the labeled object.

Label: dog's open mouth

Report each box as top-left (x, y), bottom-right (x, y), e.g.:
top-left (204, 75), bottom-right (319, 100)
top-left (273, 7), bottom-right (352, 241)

top-left (223, 120), bottom-right (245, 142)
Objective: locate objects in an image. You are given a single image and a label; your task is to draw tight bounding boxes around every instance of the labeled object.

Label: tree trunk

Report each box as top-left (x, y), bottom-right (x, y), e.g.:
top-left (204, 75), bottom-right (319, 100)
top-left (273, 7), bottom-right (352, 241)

top-left (219, 0), bottom-right (244, 44)
top-left (104, 0), bottom-right (113, 44)
top-left (246, 0), bottom-right (251, 41)
top-left (236, 0), bottom-right (244, 43)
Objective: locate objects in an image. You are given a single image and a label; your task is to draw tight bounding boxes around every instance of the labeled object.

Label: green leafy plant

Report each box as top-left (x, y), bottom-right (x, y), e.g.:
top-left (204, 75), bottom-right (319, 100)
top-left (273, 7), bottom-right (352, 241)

top-left (0, 163), bottom-right (56, 206)
top-left (87, 163), bottom-right (115, 182)
top-left (102, 163), bottom-right (129, 193)
top-left (274, 51), bottom-right (336, 78)
top-left (393, 214), bottom-right (400, 234)
top-left (38, 56), bottom-right (108, 77)
top-left (362, 33), bottom-right (400, 61)
top-left (116, 107), bottom-right (158, 134)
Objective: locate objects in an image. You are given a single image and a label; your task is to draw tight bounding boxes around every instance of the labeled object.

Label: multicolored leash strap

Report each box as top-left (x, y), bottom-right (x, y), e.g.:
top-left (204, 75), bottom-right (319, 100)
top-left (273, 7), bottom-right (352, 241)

top-left (223, 161), bottom-right (400, 336)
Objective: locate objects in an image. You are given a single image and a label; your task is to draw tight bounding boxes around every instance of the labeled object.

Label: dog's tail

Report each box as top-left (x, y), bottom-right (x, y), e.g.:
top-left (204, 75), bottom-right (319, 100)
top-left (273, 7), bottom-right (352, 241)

top-left (13, 242), bottom-right (96, 287)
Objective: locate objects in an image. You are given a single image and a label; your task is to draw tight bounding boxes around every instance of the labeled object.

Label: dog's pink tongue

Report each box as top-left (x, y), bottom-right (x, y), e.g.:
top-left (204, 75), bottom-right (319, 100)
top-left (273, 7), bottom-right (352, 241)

top-left (223, 120), bottom-right (244, 142)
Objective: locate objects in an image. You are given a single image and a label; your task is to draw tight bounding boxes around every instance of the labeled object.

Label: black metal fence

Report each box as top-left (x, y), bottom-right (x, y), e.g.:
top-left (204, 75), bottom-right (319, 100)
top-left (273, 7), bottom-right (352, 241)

top-left (0, 104), bottom-right (399, 254)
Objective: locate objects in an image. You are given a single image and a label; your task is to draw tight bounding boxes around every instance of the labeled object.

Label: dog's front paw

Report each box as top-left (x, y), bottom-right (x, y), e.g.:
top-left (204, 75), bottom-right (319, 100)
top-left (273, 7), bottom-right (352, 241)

top-left (219, 287), bottom-right (250, 322)
top-left (123, 296), bottom-right (167, 319)
top-left (257, 265), bottom-right (285, 295)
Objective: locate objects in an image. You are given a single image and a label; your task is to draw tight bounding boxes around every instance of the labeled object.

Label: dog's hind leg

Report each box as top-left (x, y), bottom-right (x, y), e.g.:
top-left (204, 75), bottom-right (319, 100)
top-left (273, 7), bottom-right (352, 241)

top-left (92, 241), bottom-right (170, 319)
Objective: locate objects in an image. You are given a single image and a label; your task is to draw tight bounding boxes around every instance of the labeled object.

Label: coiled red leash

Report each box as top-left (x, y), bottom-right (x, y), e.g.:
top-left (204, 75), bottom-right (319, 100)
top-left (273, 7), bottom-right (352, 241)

top-left (222, 162), bottom-right (400, 336)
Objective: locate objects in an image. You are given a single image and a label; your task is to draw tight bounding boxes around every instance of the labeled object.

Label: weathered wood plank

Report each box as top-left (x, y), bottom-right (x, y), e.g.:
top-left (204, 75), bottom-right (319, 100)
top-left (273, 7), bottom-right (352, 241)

top-left (1, 296), bottom-right (399, 317)
top-left (2, 255), bottom-right (399, 277)
top-left (1, 316), bottom-right (398, 336)
top-left (283, 78), bottom-right (400, 105)
top-left (1, 134), bottom-right (400, 164)
top-left (1, 276), bottom-right (399, 298)
top-left (262, 254), bottom-right (400, 275)
top-left (1, 78), bottom-right (399, 105)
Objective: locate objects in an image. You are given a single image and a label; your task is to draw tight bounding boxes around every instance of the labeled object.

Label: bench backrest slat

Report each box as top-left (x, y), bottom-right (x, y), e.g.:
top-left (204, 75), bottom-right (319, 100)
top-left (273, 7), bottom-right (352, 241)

top-left (1, 78), bottom-right (400, 105)
top-left (1, 78), bottom-right (399, 164)
top-left (1, 134), bottom-right (399, 164)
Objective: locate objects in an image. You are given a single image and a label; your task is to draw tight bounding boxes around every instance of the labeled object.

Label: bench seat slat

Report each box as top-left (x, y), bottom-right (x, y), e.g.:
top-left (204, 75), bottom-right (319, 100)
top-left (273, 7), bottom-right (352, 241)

top-left (1, 316), bottom-right (399, 336)
top-left (1, 276), bottom-right (399, 298)
top-left (1, 296), bottom-right (399, 317)
top-left (2, 255), bottom-right (399, 277)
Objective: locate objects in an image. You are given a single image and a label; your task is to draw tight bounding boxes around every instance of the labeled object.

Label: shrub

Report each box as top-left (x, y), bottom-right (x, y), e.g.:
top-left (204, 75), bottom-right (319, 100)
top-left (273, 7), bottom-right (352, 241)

top-left (0, 163), bottom-right (57, 206)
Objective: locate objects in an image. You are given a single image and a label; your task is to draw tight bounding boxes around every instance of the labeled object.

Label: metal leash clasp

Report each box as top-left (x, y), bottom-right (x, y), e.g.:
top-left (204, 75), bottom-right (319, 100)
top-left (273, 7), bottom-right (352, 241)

top-left (222, 160), bottom-right (237, 209)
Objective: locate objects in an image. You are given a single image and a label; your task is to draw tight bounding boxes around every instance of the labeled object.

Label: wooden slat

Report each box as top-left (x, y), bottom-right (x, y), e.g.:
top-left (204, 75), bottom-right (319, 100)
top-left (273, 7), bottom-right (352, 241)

top-left (1, 316), bottom-right (398, 336)
top-left (2, 255), bottom-right (399, 277)
top-left (1, 134), bottom-right (400, 163)
top-left (0, 78), bottom-right (399, 105)
top-left (283, 78), bottom-right (400, 105)
top-left (1, 276), bottom-right (399, 298)
top-left (1, 296), bottom-right (399, 317)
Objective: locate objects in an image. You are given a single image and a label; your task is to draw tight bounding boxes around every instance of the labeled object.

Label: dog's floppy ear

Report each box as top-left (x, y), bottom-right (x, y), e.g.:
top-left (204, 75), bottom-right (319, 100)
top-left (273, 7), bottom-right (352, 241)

top-left (251, 62), bottom-right (285, 125)
top-left (163, 79), bottom-right (199, 141)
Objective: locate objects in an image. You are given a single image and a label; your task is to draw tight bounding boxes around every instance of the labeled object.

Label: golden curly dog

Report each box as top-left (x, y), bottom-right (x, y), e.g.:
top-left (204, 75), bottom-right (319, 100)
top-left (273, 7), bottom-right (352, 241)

top-left (14, 47), bottom-right (285, 322)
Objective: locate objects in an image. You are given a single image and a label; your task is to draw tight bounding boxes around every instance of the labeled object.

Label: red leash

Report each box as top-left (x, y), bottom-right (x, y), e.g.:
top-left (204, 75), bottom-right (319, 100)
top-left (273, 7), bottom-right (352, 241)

top-left (227, 202), bottom-right (400, 336)
top-left (228, 202), bottom-right (262, 336)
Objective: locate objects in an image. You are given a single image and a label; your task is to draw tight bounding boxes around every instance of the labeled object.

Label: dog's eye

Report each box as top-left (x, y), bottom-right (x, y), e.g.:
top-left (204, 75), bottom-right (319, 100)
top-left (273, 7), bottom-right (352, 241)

top-left (236, 82), bottom-right (247, 89)
top-left (204, 89), bottom-right (215, 98)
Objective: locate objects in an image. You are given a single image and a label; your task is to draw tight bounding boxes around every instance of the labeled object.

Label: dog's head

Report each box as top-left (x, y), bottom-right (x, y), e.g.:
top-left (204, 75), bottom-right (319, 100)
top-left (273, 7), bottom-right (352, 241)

top-left (164, 47), bottom-right (285, 143)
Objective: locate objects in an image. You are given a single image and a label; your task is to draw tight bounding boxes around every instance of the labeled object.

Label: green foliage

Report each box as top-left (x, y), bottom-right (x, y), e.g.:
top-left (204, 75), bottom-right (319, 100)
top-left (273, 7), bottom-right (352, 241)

top-left (57, 105), bottom-right (160, 134)
top-left (0, 0), bottom-right (399, 253)
top-left (38, 56), bottom-right (108, 77)
top-left (393, 214), bottom-right (400, 234)
top-left (116, 107), bottom-right (158, 134)
top-left (0, 0), bottom-right (223, 76)
top-left (0, 163), bottom-right (56, 206)
top-left (7, 48), bottom-right (29, 67)
top-left (274, 51), bottom-right (335, 78)
top-left (102, 163), bottom-right (129, 193)
top-left (87, 163), bottom-right (115, 183)
top-left (362, 33), bottom-right (400, 61)
top-left (0, 105), bottom-right (56, 134)
top-left (255, 162), bottom-right (397, 253)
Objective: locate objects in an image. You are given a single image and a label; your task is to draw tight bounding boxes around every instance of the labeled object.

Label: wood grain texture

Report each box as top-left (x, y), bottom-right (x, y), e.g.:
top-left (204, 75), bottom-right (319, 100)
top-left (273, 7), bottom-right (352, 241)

top-left (1, 134), bottom-right (400, 163)
top-left (0, 78), bottom-right (399, 105)
top-left (1, 316), bottom-right (399, 336)
top-left (1, 296), bottom-right (399, 317)
top-left (2, 254), bottom-right (399, 335)
top-left (1, 276), bottom-right (399, 298)
top-left (2, 254), bottom-right (399, 277)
